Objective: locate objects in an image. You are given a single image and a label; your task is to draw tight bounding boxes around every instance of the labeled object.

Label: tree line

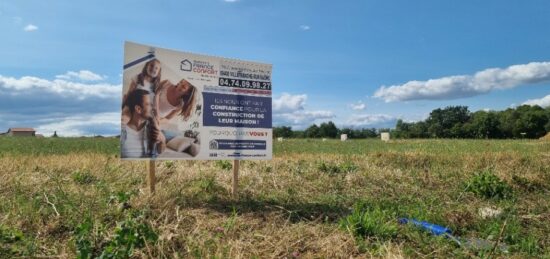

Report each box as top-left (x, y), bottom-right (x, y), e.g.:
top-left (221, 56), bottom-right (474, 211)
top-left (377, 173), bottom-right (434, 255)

top-left (273, 121), bottom-right (388, 139)
top-left (394, 105), bottom-right (550, 139)
top-left (273, 105), bottom-right (550, 139)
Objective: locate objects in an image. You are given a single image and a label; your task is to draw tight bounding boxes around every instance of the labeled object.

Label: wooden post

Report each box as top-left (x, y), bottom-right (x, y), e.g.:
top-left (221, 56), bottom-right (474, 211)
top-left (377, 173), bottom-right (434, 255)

top-left (147, 160), bottom-right (156, 194)
top-left (232, 160), bottom-right (240, 199)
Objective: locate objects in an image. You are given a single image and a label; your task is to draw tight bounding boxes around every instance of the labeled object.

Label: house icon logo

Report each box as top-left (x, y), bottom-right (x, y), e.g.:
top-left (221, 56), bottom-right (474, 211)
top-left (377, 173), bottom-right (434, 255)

top-left (209, 140), bottom-right (219, 150)
top-left (180, 59), bottom-right (192, 71)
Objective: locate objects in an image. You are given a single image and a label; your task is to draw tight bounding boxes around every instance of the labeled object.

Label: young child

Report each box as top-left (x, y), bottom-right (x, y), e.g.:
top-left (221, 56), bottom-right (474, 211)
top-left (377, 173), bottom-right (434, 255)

top-left (122, 59), bottom-right (162, 124)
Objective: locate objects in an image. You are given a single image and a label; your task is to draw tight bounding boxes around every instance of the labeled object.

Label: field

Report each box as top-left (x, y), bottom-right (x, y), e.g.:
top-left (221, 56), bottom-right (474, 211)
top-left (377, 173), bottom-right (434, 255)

top-left (1, 137), bottom-right (549, 258)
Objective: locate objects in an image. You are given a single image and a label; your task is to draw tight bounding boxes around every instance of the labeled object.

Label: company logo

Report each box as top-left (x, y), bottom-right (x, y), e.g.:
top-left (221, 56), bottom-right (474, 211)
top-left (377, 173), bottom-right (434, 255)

top-left (209, 140), bottom-right (219, 150)
top-left (180, 59), bottom-right (192, 71)
top-left (181, 60), bottom-right (217, 75)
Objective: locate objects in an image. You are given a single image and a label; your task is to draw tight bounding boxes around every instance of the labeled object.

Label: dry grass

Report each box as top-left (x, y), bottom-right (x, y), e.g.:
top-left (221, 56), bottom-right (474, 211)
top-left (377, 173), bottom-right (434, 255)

top-left (0, 139), bottom-right (549, 258)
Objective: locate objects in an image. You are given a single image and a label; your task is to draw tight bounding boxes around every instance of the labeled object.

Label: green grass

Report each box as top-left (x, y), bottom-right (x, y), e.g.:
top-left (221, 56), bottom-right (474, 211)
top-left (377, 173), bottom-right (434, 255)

top-left (2, 136), bottom-right (548, 157)
top-left (0, 137), bottom-right (119, 156)
top-left (0, 137), bottom-right (549, 257)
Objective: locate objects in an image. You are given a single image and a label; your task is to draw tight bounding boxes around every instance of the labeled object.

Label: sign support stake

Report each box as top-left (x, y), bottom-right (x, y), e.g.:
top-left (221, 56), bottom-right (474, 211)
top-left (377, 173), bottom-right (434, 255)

top-left (232, 160), bottom-right (240, 199)
top-left (148, 160), bottom-right (156, 194)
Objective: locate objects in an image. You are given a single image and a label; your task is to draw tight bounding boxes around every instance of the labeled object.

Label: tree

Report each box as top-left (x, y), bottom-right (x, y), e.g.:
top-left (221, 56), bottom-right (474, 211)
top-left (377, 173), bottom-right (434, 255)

top-left (469, 111), bottom-right (501, 138)
top-left (319, 121), bottom-right (339, 138)
top-left (497, 108), bottom-right (517, 138)
top-left (426, 106), bottom-right (471, 138)
top-left (304, 124), bottom-right (320, 138)
top-left (273, 126), bottom-right (293, 138)
top-left (394, 119), bottom-right (411, 138)
top-left (360, 128), bottom-right (378, 138)
top-left (409, 121), bottom-right (429, 138)
top-left (514, 105), bottom-right (548, 138)
top-left (292, 130), bottom-right (305, 138)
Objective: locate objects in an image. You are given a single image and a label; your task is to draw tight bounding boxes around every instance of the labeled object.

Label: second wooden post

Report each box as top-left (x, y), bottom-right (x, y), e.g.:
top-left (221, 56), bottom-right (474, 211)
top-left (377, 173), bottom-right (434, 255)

top-left (148, 160), bottom-right (156, 194)
top-left (232, 160), bottom-right (240, 199)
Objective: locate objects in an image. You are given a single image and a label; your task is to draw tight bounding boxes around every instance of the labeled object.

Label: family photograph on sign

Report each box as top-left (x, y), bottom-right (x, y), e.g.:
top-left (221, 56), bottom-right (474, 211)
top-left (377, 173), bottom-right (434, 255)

top-left (120, 42), bottom-right (272, 160)
top-left (121, 57), bottom-right (201, 159)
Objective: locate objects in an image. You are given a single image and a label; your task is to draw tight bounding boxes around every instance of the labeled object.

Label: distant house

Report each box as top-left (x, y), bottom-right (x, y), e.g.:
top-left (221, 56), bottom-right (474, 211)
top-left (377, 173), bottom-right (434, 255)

top-left (6, 128), bottom-right (36, 137)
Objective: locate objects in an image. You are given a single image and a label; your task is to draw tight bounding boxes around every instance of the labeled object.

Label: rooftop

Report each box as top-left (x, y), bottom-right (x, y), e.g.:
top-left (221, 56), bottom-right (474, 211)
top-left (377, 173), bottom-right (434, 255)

top-left (8, 128), bottom-right (36, 132)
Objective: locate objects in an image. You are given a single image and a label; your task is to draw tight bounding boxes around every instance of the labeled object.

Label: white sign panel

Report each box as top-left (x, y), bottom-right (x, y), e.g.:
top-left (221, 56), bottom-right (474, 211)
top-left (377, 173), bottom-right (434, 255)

top-left (381, 132), bottom-right (390, 141)
top-left (121, 42), bottom-right (272, 160)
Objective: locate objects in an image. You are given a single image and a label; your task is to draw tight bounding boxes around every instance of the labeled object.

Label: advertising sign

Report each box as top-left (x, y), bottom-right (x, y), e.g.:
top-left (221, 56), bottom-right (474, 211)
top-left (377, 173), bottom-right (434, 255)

top-left (121, 42), bottom-right (272, 160)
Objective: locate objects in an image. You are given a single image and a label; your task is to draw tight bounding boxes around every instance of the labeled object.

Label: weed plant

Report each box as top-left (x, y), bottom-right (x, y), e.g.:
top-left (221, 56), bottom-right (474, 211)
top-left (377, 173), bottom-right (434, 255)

top-left (465, 170), bottom-right (514, 199)
top-left (339, 202), bottom-right (398, 240)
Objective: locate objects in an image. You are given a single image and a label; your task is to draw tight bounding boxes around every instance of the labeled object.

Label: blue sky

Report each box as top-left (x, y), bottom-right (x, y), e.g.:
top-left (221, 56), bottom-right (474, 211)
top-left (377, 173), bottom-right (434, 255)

top-left (1, 0), bottom-right (549, 136)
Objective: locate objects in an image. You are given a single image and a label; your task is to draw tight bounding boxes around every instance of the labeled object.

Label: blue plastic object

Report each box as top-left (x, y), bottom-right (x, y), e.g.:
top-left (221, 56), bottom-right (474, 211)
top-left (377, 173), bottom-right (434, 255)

top-left (398, 218), bottom-right (509, 252)
top-left (398, 218), bottom-right (452, 236)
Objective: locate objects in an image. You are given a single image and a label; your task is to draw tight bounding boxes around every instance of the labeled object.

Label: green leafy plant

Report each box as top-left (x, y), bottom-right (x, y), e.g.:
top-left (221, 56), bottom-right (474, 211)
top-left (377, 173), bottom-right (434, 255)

top-left (163, 161), bottom-right (175, 169)
top-left (99, 214), bottom-right (158, 259)
top-left (72, 169), bottom-right (98, 185)
top-left (339, 203), bottom-right (398, 240)
top-left (223, 207), bottom-right (238, 232)
top-left (0, 225), bottom-right (29, 257)
top-left (74, 218), bottom-right (94, 259)
top-left (317, 161), bottom-right (358, 175)
top-left (198, 177), bottom-right (219, 193)
top-left (465, 171), bottom-right (513, 199)
top-left (517, 235), bottom-right (540, 255)
top-left (215, 160), bottom-right (232, 170)
top-left (108, 191), bottom-right (137, 212)
top-left (74, 213), bottom-right (158, 259)
top-left (339, 160), bottom-right (359, 173)
top-left (317, 161), bottom-right (342, 175)
top-left (109, 191), bottom-right (136, 205)
top-left (0, 225), bottom-right (23, 243)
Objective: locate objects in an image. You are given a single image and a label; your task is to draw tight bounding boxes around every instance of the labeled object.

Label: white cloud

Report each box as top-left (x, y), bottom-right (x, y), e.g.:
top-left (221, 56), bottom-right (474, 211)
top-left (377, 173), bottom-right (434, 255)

top-left (56, 70), bottom-right (106, 81)
top-left (276, 110), bottom-right (334, 124)
top-left (300, 25), bottom-right (311, 31)
top-left (35, 112), bottom-right (120, 137)
top-left (374, 62), bottom-right (550, 102)
top-left (272, 93), bottom-right (334, 129)
top-left (344, 114), bottom-right (396, 128)
top-left (0, 74), bottom-right (119, 99)
top-left (272, 93), bottom-right (307, 112)
top-left (23, 24), bottom-right (38, 32)
top-left (224, 0), bottom-right (239, 2)
top-left (349, 101), bottom-right (366, 111)
top-left (522, 94), bottom-right (550, 108)
top-left (274, 110), bottom-right (335, 129)
top-left (0, 73), bottom-right (121, 136)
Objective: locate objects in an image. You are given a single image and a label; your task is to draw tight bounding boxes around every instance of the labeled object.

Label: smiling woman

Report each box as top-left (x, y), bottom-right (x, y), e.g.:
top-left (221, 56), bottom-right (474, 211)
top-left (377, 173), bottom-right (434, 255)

top-left (155, 79), bottom-right (197, 122)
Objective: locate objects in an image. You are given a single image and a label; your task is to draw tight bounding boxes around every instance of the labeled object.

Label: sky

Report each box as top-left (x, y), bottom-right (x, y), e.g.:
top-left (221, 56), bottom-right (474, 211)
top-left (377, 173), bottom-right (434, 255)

top-left (1, 0), bottom-right (550, 136)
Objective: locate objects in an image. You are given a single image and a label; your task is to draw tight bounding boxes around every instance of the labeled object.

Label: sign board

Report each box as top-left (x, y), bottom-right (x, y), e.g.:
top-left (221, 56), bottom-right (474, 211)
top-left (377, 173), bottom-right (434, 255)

top-left (121, 42), bottom-right (272, 160)
top-left (340, 134), bottom-right (348, 141)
